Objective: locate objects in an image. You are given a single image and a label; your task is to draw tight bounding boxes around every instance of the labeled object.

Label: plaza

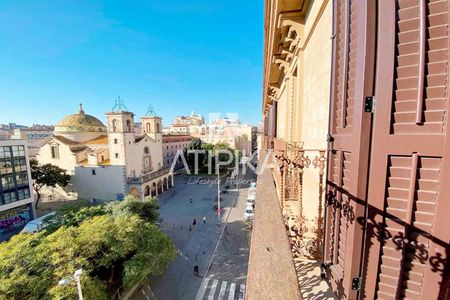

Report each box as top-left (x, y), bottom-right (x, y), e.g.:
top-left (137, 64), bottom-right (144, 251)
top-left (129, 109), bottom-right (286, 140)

top-left (131, 170), bottom-right (255, 300)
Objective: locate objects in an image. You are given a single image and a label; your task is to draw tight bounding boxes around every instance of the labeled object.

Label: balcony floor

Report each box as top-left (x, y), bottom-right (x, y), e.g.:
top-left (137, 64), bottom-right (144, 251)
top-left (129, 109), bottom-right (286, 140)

top-left (295, 259), bottom-right (336, 300)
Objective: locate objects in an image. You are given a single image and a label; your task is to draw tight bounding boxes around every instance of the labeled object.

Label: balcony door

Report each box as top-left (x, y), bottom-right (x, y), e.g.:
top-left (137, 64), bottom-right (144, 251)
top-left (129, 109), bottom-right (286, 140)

top-left (324, 0), bottom-right (450, 299)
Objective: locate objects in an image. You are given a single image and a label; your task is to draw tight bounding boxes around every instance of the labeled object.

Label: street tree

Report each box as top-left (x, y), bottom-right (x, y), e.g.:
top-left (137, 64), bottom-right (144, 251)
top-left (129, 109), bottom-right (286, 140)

top-left (186, 138), bottom-right (205, 172)
top-left (30, 159), bottom-right (71, 209)
top-left (0, 204), bottom-right (175, 300)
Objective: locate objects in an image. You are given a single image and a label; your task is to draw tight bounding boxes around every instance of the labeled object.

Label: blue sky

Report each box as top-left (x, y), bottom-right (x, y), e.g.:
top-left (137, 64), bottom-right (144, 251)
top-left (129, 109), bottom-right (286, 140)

top-left (0, 0), bottom-right (263, 127)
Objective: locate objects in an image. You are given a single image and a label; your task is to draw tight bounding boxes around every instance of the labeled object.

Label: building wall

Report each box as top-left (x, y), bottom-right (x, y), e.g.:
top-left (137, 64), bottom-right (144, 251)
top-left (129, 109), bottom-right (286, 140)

top-left (301, 0), bottom-right (332, 150)
top-left (260, 0), bottom-right (332, 258)
top-left (0, 140), bottom-right (35, 241)
top-left (37, 139), bottom-right (78, 173)
top-left (124, 137), bottom-right (164, 178)
top-left (11, 129), bottom-right (53, 158)
top-left (72, 165), bottom-right (126, 201)
top-left (162, 135), bottom-right (191, 169)
top-left (298, 1), bottom-right (332, 242)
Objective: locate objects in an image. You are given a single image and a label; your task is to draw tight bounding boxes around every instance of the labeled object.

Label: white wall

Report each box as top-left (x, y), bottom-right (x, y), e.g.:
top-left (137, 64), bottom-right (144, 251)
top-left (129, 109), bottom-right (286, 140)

top-left (71, 165), bottom-right (126, 201)
top-left (37, 139), bottom-right (78, 173)
top-left (124, 136), bottom-right (164, 177)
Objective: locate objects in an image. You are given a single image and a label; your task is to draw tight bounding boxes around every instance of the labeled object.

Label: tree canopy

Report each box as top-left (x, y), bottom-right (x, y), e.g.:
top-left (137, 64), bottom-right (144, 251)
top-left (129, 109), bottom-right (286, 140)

top-left (185, 140), bottom-right (237, 174)
top-left (30, 159), bottom-right (71, 208)
top-left (0, 199), bottom-right (175, 300)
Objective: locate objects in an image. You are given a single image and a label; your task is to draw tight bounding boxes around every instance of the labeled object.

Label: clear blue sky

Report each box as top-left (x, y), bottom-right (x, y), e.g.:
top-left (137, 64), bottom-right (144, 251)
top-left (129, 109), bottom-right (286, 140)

top-left (0, 0), bottom-right (263, 127)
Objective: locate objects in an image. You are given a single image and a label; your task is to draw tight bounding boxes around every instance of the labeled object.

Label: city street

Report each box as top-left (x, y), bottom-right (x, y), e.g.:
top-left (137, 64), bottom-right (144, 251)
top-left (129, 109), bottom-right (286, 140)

top-left (131, 169), bottom-right (255, 300)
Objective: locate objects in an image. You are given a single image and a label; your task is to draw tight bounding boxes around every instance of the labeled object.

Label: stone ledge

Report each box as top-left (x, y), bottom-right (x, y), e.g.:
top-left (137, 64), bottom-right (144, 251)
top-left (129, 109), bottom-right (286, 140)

top-left (246, 163), bottom-right (302, 300)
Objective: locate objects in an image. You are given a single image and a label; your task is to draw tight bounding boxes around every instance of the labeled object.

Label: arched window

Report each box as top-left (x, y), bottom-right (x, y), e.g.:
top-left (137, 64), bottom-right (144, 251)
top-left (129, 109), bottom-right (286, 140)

top-left (146, 123), bottom-right (151, 133)
top-left (112, 119), bottom-right (118, 132)
top-left (156, 123), bottom-right (160, 133)
top-left (126, 120), bottom-right (131, 132)
top-left (144, 146), bottom-right (150, 154)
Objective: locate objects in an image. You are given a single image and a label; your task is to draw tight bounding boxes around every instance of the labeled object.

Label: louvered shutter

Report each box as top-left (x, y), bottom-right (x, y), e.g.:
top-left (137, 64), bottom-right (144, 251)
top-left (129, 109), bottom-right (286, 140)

top-left (362, 1), bottom-right (450, 299)
top-left (324, 0), bottom-right (376, 298)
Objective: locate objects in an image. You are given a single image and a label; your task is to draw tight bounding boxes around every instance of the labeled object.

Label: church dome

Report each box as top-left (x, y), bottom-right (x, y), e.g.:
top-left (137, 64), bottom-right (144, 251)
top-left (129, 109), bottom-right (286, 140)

top-left (54, 104), bottom-right (107, 134)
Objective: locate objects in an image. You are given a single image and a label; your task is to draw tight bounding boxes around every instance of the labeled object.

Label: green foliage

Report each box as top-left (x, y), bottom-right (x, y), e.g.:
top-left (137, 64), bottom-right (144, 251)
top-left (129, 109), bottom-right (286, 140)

top-left (185, 140), bottom-right (237, 173)
top-left (0, 232), bottom-right (51, 299)
top-left (188, 137), bottom-right (203, 150)
top-left (45, 204), bottom-right (107, 233)
top-left (124, 195), bottom-right (160, 223)
top-left (30, 159), bottom-right (72, 208)
top-left (122, 223), bottom-right (176, 288)
top-left (0, 200), bottom-right (175, 300)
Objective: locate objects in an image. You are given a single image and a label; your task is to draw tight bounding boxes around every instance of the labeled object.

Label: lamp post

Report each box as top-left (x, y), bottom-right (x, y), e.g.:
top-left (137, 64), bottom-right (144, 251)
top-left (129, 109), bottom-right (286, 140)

top-left (58, 269), bottom-right (84, 300)
top-left (217, 166), bottom-right (221, 225)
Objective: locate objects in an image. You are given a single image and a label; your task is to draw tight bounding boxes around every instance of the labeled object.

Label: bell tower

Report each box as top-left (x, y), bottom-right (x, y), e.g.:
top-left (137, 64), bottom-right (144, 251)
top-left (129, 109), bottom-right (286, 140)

top-left (141, 105), bottom-right (162, 143)
top-left (106, 98), bottom-right (135, 165)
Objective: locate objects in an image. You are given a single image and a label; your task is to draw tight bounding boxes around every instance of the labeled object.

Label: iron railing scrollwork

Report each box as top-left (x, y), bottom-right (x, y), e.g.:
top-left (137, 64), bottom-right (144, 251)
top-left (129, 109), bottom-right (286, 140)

top-left (263, 136), bottom-right (327, 260)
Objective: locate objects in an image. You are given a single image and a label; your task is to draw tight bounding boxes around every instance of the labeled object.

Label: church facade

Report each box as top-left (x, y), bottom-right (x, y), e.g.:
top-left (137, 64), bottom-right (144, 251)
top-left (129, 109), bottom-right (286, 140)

top-left (37, 104), bottom-right (173, 201)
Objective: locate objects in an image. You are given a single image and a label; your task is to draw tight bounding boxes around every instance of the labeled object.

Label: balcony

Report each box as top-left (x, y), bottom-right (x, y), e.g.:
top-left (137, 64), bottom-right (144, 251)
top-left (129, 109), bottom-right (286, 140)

top-left (126, 167), bottom-right (171, 184)
top-left (247, 138), bottom-right (334, 299)
top-left (246, 153), bottom-right (302, 299)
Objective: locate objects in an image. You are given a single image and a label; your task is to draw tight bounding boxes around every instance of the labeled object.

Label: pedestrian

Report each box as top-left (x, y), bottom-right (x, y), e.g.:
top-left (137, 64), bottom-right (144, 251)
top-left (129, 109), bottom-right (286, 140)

top-left (189, 197), bottom-right (193, 204)
top-left (193, 218), bottom-right (197, 227)
top-left (203, 216), bottom-right (206, 224)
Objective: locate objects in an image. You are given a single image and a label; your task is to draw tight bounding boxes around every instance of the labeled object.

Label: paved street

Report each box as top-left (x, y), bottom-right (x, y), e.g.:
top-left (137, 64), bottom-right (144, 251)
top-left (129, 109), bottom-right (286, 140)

top-left (131, 170), bottom-right (255, 300)
top-left (195, 171), bottom-right (255, 300)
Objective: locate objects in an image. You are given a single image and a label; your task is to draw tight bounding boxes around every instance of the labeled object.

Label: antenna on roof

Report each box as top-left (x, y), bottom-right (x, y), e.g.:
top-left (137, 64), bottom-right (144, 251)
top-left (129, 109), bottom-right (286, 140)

top-left (145, 105), bottom-right (156, 116)
top-left (111, 96), bottom-right (129, 112)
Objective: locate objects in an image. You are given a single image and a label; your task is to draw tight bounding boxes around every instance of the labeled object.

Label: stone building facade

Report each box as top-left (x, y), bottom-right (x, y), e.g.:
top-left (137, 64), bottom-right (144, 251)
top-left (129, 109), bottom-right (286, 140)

top-left (37, 104), bottom-right (173, 201)
top-left (247, 0), bottom-right (332, 298)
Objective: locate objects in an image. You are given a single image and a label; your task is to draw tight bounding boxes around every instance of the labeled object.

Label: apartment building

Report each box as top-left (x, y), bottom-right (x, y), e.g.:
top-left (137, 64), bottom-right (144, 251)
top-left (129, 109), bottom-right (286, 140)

top-left (0, 140), bottom-right (35, 241)
top-left (162, 134), bottom-right (192, 169)
top-left (249, 0), bottom-right (450, 299)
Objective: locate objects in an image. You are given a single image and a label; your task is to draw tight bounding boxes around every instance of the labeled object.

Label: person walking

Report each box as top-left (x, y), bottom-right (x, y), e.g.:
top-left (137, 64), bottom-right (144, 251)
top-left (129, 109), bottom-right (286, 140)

top-left (203, 216), bottom-right (206, 224)
top-left (189, 197), bottom-right (193, 204)
top-left (193, 218), bottom-right (197, 227)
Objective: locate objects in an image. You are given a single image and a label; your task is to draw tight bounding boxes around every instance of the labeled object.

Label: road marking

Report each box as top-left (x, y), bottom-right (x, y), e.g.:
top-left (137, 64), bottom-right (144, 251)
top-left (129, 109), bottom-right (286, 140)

top-left (238, 284), bottom-right (246, 300)
top-left (218, 281), bottom-right (228, 300)
top-left (208, 279), bottom-right (219, 300)
top-left (228, 283), bottom-right (236, 300)
top-left (195, 174), bottom-right (245, 300)
top-left (195, 277), bottom-right (210, 300)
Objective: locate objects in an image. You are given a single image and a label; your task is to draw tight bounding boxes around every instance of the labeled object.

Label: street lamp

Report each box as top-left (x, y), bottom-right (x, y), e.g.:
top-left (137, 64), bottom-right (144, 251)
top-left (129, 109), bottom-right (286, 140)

top-left (58, 269), bottom-right (84, 300)
top-left (217, 166), bottom-right (221, 224)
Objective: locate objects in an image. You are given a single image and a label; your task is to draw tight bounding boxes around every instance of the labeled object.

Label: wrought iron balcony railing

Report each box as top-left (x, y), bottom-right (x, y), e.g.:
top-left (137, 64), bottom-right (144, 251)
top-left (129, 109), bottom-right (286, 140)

top-left (263, 137), bottom-right (327, 261)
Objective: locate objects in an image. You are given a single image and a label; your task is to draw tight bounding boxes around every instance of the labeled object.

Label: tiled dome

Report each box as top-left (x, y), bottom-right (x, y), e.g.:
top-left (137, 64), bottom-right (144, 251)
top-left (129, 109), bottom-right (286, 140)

top-left (54, 104), bottom-right (106, 133)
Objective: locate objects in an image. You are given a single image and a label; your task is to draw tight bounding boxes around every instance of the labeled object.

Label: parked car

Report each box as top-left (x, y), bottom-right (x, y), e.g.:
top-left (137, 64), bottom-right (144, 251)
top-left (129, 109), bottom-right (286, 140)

top-left (244, 206), bottom-right (254, 220)
top-left (21, 212), bottom-right (56, 234)
top-left (247, 193), bottom-right (256, 206)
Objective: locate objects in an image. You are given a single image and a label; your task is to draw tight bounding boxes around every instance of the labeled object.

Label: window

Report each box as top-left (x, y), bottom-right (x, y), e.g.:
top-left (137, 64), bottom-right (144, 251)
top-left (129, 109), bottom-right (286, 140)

top-left (112, 119), bottom-right (118, 132)
top-left (115, 153), bottom-right (119, 158)
top-left (144, 146), bottom-right (150, 154)
top-left (146, 123), bottom-right (151, 133)
top-left (51, 145), bottom-right (59, 159)
top-left (156, 123), bottom-right (160, 132)
top-left (126, 120), bottom-right (131, 132)
top-left (92, 169), bottom-right (96, 175)
top-left (114, 139), bottom-right (118, 144)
